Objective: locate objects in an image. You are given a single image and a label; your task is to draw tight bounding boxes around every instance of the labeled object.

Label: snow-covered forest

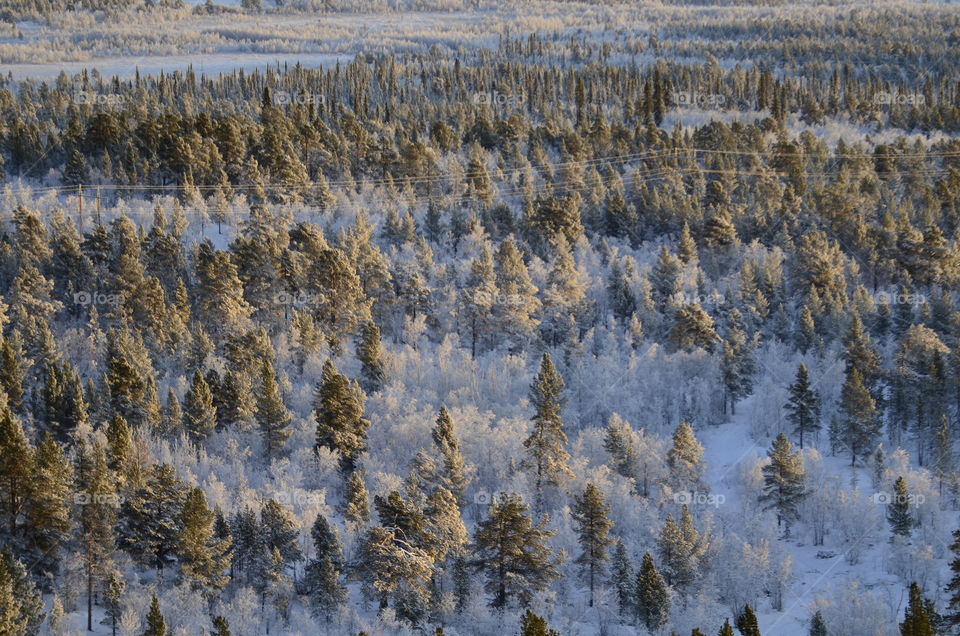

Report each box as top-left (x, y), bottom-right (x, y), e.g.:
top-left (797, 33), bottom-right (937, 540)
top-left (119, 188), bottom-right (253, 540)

top-left (2, 1), bottom-right (960, 635)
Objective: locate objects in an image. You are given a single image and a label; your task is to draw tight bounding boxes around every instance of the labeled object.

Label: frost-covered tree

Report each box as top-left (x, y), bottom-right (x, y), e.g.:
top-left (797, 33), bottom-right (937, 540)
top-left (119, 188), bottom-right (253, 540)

top-left (635, 552), bottom-right (669, 631)
top-left (522, 354), bottom-right (572, 513)
top-left (785, 363), bottom-right (820, 449)
top-left (759, 433), bottom-right (805, 537)
top-left (472, 493), bottom-right (557, 609)
top-left (314, 360), bottom-right (371, 474)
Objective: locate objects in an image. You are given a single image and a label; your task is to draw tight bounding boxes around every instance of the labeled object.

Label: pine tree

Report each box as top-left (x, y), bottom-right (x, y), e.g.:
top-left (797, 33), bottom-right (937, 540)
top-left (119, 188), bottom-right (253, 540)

top-left (900, 582), bottom-right (934, 636)
top-left (177, 488), bottom-right (231, 597)
top-left (522, 354), bottom-right (573, 513)
top-left (946, 527), bottom-right (960, 628)
top-left (255, 360), bottom-right (291, 460)
top-left (143, 594), bottom-right (166, 636)
top-left (718, 619), bottom-right (735, 636)
top-left (759, 433), bottom-right (806, 537)
top-left (785, 364), bottom-right (821, 449)
top-left (211, 616), bottom-right (230, 636)
top-left (808, 610), bottom-right (827, 636)
top-left (472, 493), bottom-right (558, 609)
top-left (667, 420), bottom-right (705, 492)
top-left (355, 321), bottom-right (386, 393)
top-left (103, 571), bottom-right (124, 636)
top-left (430, 407), bottom-right (470, 505)
top-left (720, 322), bottom-right (755, 415)
top-left (0, 338), bottom-right (24, 414)
top-left (309, 555), bottom-right (347, 621)
top-left (261, 498), bottom-right (304, 568)
top-left (183, 370), bottom-right (217, 444)
top-left (571, 483), bottom-right (614, 607)
top-left (838, 367), bottom-right (881, 466)
top-left (75, 441), bottom-right (116, 632)
top-left (0, 400), bottom-right (33, 542)
top-left (609, 539), bottom-right (634, 617)
top-left (343, 470), bottom-right (370, 527)
top-left (493, 238), bottom-right (541, 352)
top-left (657, 506), bottom-right (704, 594)
top-left (0, 547), bottom-right (44, 636)
top-left (519, 609), bottom-right (561, 636)
top-left (635, 552), bottom-right (670, 631)
top-left (678, 221), bottom-right (698, 264)
top-left (888, 476), bottom-right (914, 539)
top-left (308, 513), bottom-right (344, 572)
top-left (670, 303), bottom-right (719, 352)
top-left (314, 360), bottom-right (371, 474)
top-left (23, 432), bottom-right (72, 579)
top-left (102, 406), bottom-right (129, 461)
top-left (461, 246), bottom-right (498, 358)
top-left (117, 463), bottom-right (187, 576)
top-left (735, 604), bottom-right (762, 636)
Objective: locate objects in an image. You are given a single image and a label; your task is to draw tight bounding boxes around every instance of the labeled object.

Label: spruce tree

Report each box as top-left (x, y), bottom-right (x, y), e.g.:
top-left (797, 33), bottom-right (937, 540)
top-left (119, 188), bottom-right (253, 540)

top-left (177, 488), bottom-right (231, 597)
top-left (635, 552), bottom-right (670, 631)
top-left (888, 476), bottom-right (914, 539)
top-left (759, 433), bottom-right (806, 537)
top-left (143, 594), bottom-right (166, 636)
top-left (183, 370), bottom-right (217, 444)
top-left (838, 367), bottom-right (881, 466)
top-left (430, 407), bottom-right (470, 505)
top-left (735, 604), bottom-right (762, 636)
top-left (808, 610), bottom-right (827, 636)
top-left (255, 360), bottom-right (291, 460)
top-left (571, 483), bottom-right (614, 607)
top-left (75, 441), bottom-right (116, 632)
top-left (522, 353), bottom-right (573, 513)
top-left (519, 609), bottom-right (561, 636)
top-left (261, 498), bottom-right (304, 568)
top-left (309, 555), bottom-right (347, 621)
top-left (211, 616), bottom-right (230, 636)
top-left (718, 618), bottom-right (735, 636)
top-left (0, 547), bottom-right (44, 636)
top-left (785, 363), bottom-right (821, 449)
top-left (0, 401), bottom-right (33, 542)
top-left (609, 539), bottom-right (634, 617)
top-left (343, 470), bottom-right (370, 527)
top-left (900, 582), bottom-right (934, 636)
top-left (472, 493), bottom-right (558, 608)
top-left (667, 420), bottom-right (705, 492)
top-left (314, 360), bottom-right (371, 474)
top-left (23, 432), bottom-right (72, 579)
top-left (103, 571), bottom-right (124, 636)
top-left (355, 321), bottom-right (386, 393)
top-left (670, 302), bottom-right (718, 352)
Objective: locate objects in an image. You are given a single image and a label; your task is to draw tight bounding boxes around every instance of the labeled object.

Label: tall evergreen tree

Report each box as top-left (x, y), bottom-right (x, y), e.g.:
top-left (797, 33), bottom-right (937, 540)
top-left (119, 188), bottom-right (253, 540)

top-left (255, 359), bottom-right (291, 460)
top-left (23, 432), bottom-right (72, 579)
top-left (785, 363), bottom-right (821, 449)
top-left (183, 370), bottom-right (217, 444)
top-left (759, 433), bottom-right (806, 537)
top-left (75, 441), bottom-right (116, 632)
top-left (735, 604), bottom-right (762, 636)
top-left (471, 493), bottom-right (558, 609)
top-left (571, 483), bottom-right (614, 607)
top-left (519, 609), bottom-right (561, 636)
top-left (635, 552), bottom-right (670, 631)
top-left (808, 610), bottom-right (827, 636)
top-left (0, 547), bottom-right (44, 636)
top-left (900, 582), bottom-right (934, 636)
top-left (888, 476), bottom-right (914, 539)
top-left (609, 540), bottom-right (634, 617)
top-left (430, 407), bottom-right (470, 505)
top-left (838, 367), bottom-right (881, 466)
top-left (667, 420), bottom-right (705, 492)
top-left (314, 360), bottom-right (371, 474)
top-left (143, 595), bottom-right (166, 636)
top-left (177, 488), bottom-right (231, 597)
top-left (355, 320), bottom-right (386, 393)
top-left (522, 354), bottom-right (572, 513)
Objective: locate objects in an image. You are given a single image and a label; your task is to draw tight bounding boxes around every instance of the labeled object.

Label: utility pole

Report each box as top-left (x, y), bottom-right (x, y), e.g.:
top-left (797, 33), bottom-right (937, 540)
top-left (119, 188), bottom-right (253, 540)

top-left (77, 184), bottom-right (83, 234)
